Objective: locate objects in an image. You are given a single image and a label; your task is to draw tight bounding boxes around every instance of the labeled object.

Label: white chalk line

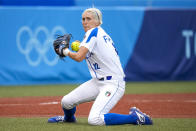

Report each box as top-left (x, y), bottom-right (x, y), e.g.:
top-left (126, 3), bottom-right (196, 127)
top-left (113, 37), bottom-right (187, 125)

top-left (0, 100), bottom-right (196, 107)
top-left (0, 101), bottom-right (60, 106)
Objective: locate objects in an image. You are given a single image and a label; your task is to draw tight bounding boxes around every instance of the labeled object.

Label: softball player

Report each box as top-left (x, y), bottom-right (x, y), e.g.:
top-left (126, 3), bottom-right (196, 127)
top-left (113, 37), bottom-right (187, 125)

top-left (48, 8), bottom-right (153, 126)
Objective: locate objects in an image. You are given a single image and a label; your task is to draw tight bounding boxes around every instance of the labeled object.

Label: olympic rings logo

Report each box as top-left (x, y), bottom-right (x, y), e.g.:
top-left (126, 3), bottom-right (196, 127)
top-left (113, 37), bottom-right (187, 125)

top-left (16, 26), bottom-right (66, 66)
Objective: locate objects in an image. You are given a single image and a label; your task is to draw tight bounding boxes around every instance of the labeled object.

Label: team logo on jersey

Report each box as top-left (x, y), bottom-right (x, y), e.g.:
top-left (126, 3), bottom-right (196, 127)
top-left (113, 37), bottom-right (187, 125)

top-left (105, 91), bottom-right (111, 97)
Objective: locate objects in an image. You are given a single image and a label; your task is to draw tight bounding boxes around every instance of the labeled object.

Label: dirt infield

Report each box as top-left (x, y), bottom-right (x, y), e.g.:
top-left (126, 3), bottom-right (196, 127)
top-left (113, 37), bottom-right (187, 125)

top-left (0, 93), bottom-right (196, 118)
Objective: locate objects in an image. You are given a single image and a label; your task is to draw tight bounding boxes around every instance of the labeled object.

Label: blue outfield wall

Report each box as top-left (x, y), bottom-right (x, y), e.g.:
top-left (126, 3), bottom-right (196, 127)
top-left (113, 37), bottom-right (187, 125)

top-left (125, 9), bottom-right (196, 81)
top-left (0, 7), bottom-right (196, 85)
top-left (0, 6), bottom-right (144, 85)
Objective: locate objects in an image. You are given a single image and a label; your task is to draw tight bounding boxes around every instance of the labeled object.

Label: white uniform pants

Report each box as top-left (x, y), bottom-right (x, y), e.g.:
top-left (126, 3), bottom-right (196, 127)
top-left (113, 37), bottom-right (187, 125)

top-left (61, 78), bottom-right (125, 125)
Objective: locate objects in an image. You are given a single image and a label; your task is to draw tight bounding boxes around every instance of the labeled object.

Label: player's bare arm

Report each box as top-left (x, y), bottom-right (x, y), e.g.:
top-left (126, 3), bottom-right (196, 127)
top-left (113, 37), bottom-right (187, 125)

top-left (67, 46), bottom-right (88, 62)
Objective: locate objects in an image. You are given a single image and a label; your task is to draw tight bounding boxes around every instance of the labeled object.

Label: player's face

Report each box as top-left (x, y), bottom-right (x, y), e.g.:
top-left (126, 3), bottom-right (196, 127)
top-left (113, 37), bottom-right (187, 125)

top-left (82, 12), bottom-right (99, 32)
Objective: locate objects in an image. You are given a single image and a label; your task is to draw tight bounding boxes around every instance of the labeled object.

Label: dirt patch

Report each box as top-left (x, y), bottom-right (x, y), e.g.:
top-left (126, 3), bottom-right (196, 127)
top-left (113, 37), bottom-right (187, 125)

top-left (0, 93), bottom-right (196, 118)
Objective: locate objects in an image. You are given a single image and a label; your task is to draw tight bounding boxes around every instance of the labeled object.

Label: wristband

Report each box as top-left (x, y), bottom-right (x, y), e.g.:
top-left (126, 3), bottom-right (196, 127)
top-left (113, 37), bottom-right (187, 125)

top-left (63, 48), bottom-right (70, 56)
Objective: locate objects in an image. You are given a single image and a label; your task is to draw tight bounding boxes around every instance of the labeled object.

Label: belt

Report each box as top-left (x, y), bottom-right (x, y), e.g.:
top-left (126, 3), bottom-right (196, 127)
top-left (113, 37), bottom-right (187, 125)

top-left (98, 76), bottom-right (112, 81)
top-left (98, 76), bottom-right (125, 81)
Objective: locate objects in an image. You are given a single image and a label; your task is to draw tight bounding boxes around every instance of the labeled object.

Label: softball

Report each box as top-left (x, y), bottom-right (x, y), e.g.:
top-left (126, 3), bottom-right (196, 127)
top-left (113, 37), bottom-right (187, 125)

top-left (71, 40), bottom-right (80, 52)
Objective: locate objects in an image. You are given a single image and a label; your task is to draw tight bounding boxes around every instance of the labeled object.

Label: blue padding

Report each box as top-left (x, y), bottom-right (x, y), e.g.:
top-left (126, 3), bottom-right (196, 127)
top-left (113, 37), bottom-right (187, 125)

top-left (0, 7), bottom-right (145, 85)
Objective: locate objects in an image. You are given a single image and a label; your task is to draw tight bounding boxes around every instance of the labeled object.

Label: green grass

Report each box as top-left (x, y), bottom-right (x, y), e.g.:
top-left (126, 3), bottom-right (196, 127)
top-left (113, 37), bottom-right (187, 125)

top-left (0, 81), bottom-right (196, 97)
top-left (0, 84), bottom-right (79, 97)
top-left (0, 117), bottom-right (196, 131)
top-left (125, 81), bottom-right (196, 94)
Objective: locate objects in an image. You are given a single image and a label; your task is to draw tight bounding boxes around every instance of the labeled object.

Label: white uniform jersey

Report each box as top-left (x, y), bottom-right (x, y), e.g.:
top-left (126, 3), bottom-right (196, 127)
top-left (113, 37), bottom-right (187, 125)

top-left (80, 26), bottom-right (125, 79)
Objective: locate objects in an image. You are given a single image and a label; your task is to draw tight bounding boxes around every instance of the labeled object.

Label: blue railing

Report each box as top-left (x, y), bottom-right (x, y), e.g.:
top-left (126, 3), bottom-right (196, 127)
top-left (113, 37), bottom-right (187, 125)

top-left (0, 0), bottom-right (196, 8)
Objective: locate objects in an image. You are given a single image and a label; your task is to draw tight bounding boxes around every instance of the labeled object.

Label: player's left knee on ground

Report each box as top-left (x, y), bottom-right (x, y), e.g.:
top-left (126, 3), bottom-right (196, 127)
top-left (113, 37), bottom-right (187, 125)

top-left (61, 95), bottom-right (75, 110)
top-left (88, 115), bottom-right (105, 126)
